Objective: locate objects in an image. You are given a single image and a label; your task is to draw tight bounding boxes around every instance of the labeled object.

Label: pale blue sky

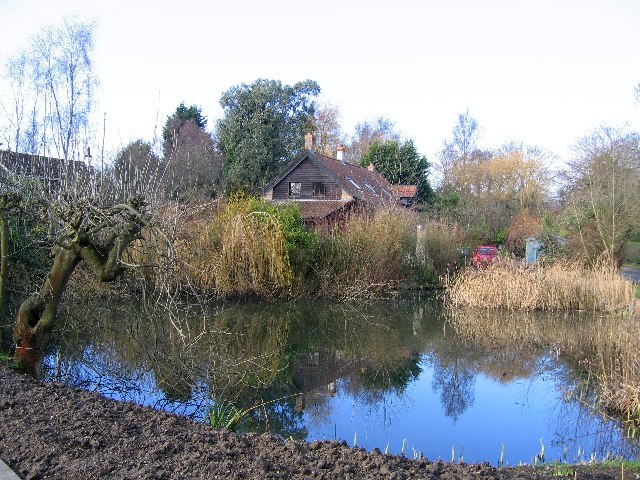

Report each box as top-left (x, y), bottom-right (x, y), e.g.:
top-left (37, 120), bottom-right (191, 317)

top-left (1, 0), bottom-right (639, 165)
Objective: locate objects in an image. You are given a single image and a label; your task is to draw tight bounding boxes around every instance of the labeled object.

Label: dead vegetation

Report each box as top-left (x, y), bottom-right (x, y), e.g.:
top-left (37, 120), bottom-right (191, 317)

top-left (445, 257), bottom-right (635, 312)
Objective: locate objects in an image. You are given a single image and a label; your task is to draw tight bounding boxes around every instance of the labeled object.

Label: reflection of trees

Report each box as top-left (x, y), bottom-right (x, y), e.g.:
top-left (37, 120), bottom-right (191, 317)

top-left (239, 399), bottom-right (308, 441)
top-left (431, 358), bottom-right (475, 421)
top-left (41, 291), bottom-right (640, 460)
top-left (45, 294), bottom-right (469, 437)
top-left (445, 306), bottom-right (640, 449)
top-left (551, 379), bottom-right (640, 462)
top-left (476, 350), bottom-right (540, 384)
top-left (359, 351), bottom-right (422, 393)
top-left (45, 298), bottom-right (291, 408)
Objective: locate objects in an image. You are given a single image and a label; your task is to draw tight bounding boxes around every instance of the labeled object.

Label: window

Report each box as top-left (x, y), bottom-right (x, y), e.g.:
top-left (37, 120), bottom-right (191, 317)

top-left (312, 182), bottom-right (326, 197)
top-left (363, 181), bottom-right (376, 193)
top-left (347, 177), bottom-right (362, 190)
top-left (288, 182), bottom-right (301, 198)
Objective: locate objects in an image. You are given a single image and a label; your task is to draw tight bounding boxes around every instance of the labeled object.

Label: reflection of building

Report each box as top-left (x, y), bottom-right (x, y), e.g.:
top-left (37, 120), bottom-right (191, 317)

top-left (293, 350), bottom-right (339, 397)
top-left (292, 349), bottom-right (368, 412)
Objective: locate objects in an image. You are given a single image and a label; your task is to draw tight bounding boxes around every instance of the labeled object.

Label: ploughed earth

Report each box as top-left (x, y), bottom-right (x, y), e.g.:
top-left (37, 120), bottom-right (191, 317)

top-left (0, 364), bottom-right (629, 479)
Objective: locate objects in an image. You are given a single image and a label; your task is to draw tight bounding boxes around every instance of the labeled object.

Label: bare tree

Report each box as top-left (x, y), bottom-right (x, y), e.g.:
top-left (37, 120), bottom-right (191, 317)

top-left (1, 53), bottom-right (27, 151)
top-left (346, 117), bottom-right (400, 164)
top-left (310, 102), bottom-right (345, 158)
top-left (113, 140), bottom-right (162, 202)
top-left (12, 195), bottom-right (156, 374)
top-left (438, 109), bottom-right (481, 189)
top-left (163, 119), bottom-right (221, 201)
top-left (5, 18), bottom-right (98, 160)
top-left (562, 126), bottom-right (640, 261)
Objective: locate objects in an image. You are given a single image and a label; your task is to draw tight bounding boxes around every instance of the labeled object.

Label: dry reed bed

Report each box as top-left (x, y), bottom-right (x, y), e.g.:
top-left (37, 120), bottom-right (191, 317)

top-left (163, 206), bottom-right (293, 298)
top-left (446, 259), bottom-right (635, 312)
top-left (315, 209), bottom-right (413, 300)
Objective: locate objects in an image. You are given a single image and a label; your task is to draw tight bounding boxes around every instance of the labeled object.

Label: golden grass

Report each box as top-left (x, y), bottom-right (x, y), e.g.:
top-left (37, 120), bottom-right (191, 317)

top-left (445, 258), bottom-right (635, 312)
top-left (584, 315), bottom-right (640, 431)
top-left (214, 212), bottom-right (292, 297)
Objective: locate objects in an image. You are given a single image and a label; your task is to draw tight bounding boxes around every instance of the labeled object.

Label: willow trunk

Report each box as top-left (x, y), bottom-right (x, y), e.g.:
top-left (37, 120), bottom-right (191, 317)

top-left (13, 249), bottom-right (81, 374)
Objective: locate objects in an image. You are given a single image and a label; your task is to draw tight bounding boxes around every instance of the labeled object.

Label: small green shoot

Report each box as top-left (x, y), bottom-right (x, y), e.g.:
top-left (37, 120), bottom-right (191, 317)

top-left (207, 398), bottom-right (273, 431)
top-left (551, 461), bottom-right (575, 477)
top-left (207, 401), bottom-right (251, 430)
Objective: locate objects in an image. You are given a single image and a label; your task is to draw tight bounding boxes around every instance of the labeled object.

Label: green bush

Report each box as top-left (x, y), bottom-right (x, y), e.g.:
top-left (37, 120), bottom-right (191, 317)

top-left (492, 227), bottom-right (508, 246)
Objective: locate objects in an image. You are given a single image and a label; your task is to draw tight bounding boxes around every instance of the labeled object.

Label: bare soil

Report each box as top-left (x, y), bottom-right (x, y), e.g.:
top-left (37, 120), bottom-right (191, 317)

top-left (0, 364), bottom-right (628, 479)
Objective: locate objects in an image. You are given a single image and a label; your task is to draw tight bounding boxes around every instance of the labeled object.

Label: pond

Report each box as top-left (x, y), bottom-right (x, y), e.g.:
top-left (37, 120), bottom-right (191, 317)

top-left (41, 295), bottom-right (640, 466)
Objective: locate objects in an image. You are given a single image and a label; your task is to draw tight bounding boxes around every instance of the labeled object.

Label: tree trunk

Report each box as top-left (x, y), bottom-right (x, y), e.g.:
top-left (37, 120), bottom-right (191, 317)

top-left (13, 248), bottom-right (81, 374)
top-left (0, 213), bottom-right (7, 349)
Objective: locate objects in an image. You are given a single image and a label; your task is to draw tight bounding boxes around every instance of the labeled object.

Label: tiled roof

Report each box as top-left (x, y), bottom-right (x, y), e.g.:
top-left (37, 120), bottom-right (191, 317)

top-left (309, 152), bottom-right (395, 206)
top-left (296, 200), bottom-right (352, 220)
top-left (262, 151), bottom-right (411, 220)
top-left (392, 185), bottom-right (417, 198)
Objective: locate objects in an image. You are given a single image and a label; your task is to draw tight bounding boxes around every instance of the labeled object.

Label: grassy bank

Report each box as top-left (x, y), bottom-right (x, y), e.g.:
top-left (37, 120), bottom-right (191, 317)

top-left (131, 198), bottom-right (421, 301)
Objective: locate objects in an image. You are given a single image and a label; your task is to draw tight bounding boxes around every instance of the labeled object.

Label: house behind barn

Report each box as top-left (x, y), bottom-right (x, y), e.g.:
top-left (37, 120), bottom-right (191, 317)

top-left (262, 136), bottom-right (416, 233)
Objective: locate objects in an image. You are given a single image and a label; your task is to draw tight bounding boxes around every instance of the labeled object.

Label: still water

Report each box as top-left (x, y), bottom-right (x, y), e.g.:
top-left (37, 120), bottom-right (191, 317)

top-left (42, 296), bottom-right (639, 466)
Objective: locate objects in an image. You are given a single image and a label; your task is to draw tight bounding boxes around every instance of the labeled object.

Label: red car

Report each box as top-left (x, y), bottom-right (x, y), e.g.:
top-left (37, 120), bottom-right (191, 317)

top-left (471, 245), bottom-right (498, 268)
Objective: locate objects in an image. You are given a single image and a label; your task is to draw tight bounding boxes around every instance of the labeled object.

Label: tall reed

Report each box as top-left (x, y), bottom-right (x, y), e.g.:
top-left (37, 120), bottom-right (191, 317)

top-left (315, 207), bottom-right (413, 300)
top-left (214, 211), bottom-right (292, 297)
top-left (446, 258), bottom-right (635, 312)
top-left (125, 199), bottom-right (294, 298)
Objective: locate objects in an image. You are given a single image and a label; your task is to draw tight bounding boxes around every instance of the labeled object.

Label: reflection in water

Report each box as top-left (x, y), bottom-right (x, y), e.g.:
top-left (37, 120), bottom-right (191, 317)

top-left (41, 295), bottom-right (640, 464)
top-left (431, 359), bottom-right (475, 421)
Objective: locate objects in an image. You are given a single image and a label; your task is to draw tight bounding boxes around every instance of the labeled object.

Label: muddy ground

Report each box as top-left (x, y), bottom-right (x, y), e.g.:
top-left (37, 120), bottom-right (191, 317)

top-left (0, 364), bottom-right (631, 479)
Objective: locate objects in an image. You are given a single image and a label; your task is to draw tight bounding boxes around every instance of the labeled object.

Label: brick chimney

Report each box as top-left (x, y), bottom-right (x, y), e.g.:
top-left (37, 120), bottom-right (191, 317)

top-left (305, 132), bottom-right (314, 150)
top-left (336, 144), bottom-right (345, 162)
top-left (367, 162), bottom-right (374, 172)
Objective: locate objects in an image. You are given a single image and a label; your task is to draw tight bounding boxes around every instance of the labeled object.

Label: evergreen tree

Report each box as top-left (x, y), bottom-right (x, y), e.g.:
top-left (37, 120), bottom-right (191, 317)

top-left (361, 139), bottom-right (433, 203)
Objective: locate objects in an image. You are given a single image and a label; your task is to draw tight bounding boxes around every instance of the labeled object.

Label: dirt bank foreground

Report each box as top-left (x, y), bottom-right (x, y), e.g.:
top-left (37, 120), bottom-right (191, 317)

top-left (0, 365), bottom-right (628, 479)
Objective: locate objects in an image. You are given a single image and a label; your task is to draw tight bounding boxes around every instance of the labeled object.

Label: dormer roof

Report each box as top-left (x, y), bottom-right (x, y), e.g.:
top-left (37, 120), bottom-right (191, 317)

top-left (262, 150), bottom-right (396, 206)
